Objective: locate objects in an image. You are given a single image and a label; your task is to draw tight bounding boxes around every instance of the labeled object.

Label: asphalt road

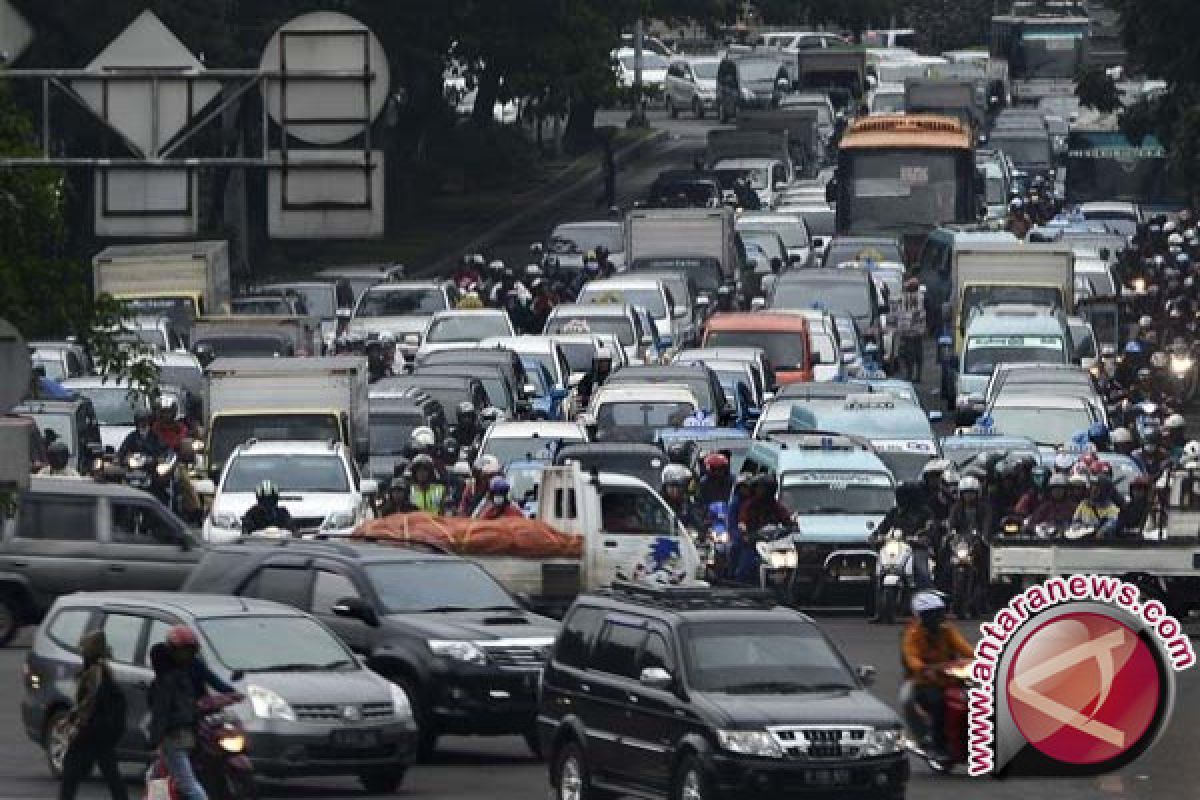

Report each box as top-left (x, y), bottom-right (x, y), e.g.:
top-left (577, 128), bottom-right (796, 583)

top-left (8, 109), bottom-right (1198, 799)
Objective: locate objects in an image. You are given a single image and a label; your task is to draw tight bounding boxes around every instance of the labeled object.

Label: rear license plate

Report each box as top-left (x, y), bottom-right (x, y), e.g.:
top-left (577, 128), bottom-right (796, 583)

top-left (805, 768), bottom-right (851, 786)
top-left (331, 728), bottom-right (381, 749)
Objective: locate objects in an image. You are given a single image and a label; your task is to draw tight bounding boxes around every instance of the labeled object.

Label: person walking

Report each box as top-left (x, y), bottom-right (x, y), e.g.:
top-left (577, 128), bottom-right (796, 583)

top-left (59, 630), bottom-right (128, 800)
top-left (896, 277), bottom-right (927, 382)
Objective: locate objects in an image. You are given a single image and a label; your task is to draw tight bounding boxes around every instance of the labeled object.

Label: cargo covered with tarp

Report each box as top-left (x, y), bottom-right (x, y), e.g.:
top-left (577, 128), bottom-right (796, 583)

top-left (353, 513), bottom-right (583, 559)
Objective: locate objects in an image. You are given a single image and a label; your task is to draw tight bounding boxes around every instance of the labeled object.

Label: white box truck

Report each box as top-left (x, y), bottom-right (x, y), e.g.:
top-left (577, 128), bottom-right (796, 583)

top-left (93, 241), bottom-right (232, 319)
top-left (951, 242), bottom-right (1075, 344)
top-left (624, 207), bottom-right (740, 284)
top-left (201, 356), bottom-right (369, 483)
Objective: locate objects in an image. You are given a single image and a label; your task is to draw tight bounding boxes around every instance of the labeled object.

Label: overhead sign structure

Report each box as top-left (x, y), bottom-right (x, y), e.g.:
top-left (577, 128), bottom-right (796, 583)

top-left (0, 0), bottom-right (34, 65)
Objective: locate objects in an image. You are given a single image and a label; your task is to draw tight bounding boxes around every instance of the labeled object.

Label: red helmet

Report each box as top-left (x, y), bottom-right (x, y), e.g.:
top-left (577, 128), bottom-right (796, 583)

top-left (703, 452), bottom-right (729, 471)
top-left (166, 625), bottom-right (199, 649)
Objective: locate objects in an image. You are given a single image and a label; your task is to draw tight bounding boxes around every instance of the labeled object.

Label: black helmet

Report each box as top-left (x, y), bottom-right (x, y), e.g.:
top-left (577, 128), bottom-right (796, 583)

top-left (134, 409), bottom-right (153, 427)
top-left (667, 441), bottom-right (692, 466)
top-left (255, 480), bottom-right (279, 503)
top-left (47, 441), bottom-right (70, 470)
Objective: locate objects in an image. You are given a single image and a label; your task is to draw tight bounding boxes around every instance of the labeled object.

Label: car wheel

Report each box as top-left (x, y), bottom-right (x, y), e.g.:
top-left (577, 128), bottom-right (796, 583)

top-left (0, 593), bottom-right (19, 646)
top-left (554, 741), bottom-right (605, 800)
top-left (693, 98), bottom-right (704, 119)
top-left (667, 95), bottom-right (678, 119)
top-left (673, 756), bottom-right (711, 800)
top-left (359, 768), bottom-right (406, 794)
top-left (394, 677), bottom-right (437, 761)
top-left (44, 709), bottom-right (72, 778)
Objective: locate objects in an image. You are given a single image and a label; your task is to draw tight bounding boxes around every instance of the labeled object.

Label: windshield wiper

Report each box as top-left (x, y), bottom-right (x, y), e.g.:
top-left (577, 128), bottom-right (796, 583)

top-left (245, 663), bottom-right (323, 673)
top-left (419, 605), bottom-right (474, 613)
top-left (318, 659), bottom-right (355, 670)
top-left (807, 507), bottom-right (851, 514)
top-left (721, 681), bottom-right (810, 694)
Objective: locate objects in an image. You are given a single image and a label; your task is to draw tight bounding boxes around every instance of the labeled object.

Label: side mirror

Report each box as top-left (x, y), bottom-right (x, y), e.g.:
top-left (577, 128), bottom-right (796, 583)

top-left (639, 666), bottom-right (674, 690)
top-left (331, 596), bottom-right (379, 627)
top-left (856, 664), bottom-right (877, 686)
top-left (360, 478), bottom-right (379, 496)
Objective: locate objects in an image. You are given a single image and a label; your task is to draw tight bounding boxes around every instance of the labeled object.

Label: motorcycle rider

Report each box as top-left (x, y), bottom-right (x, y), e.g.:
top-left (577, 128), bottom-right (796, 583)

top-left (458, 454), bottom-right (503, 516)
top-left (152, 397), bottom-right (190, 452)
top-left (732, 473), bottom-right (791, 583)
top-left (456, 402), bottom-right (480, 447)
top-left (868, 483), bottom-right (935, 622)
top-left (378, 474), bottom-right (418, 516)
top-left (1072, 474), bottom-right (1121, 538)
top-left (1134, 430), bottom-right (1172, 482)
top-left (38, 441), bottom-right (82, 478)
top-left (241, 480), bottom-right (295, 536)
top-left (409, 454), bottom-right (448, 514)
top-left (477, 476), bottom-right (526, 520)
top-left (117, 409), bottom-right (166, 462)
top-left (697, 452), bottom-right (734, 506)
top-left (1163, 414), bottom-right (1187, 460)
top-left (1111, 427), bottom-right (1136, 457)
top-left (662, 464), bottom-right (704, 530)
top-left (945, 475), bottom-right (986, 541)
top-left (1118, 474), bottom-right (1154, 536)
top-left (901, 591), bottom-right (975, 761)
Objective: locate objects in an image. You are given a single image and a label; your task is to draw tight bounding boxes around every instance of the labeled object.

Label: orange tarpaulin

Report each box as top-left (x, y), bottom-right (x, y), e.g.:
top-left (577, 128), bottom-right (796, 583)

top-left (353, 513), bottom-right (583, 559)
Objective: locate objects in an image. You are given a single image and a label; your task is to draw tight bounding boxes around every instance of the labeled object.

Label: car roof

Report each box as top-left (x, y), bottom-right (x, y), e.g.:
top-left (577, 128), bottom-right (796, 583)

top-left (431, 308), bottom-right (508, 319)
top-left (481, 336), bottom-right (557, 354)
top-left (777, 268), bottom-right (869, 285)
top-left (989, 393), bottom-right (1089, 409)
top-left (363, 281), bottom-right (444, 292)
top-left (63, 376), bottom-right (136, 389)
top-left (485, 421), bottom-right (587, 439)
top-left (550, 303), bottom-right (634, 318)
top-left (593, 384), bottom-right (698, 402)
top-left (27, 476), bottom-right (155, 499)
top-left (232, 439), bottom-right (346, 456)
top-left (56, 591), bottom-right (302, 618)
top-left (204, 539), bottom-right (459, 564)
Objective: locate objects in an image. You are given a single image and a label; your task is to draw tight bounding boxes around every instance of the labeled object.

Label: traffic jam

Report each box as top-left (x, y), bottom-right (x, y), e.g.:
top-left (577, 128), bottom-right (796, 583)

top-left (3, 3), bottom-right (1200, 800)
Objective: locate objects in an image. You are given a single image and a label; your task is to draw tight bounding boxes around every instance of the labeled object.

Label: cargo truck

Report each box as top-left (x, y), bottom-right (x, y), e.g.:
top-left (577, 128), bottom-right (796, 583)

top-left (950, 242), bottom-right (1075, 346)
top-left (624, 207), bottom-right (742, 286)
top-left (92, 241), bottom-right (231, 320)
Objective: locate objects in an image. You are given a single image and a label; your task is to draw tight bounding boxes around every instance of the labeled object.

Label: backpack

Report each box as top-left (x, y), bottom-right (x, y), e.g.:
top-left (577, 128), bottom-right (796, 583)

top-left (89, 665), bottom-right (127, 740)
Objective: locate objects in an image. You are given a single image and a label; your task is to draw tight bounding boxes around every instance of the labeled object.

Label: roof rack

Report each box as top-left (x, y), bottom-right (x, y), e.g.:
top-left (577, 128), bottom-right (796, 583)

top-left (603, 581), bottom-right (777, 611)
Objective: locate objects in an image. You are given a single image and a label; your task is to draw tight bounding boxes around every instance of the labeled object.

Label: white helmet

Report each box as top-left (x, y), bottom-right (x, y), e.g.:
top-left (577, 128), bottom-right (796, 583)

top-left (1165, 414), bottom-right (1186, 431)
top-left (661, 464), bottom-right (693, 487)
top-left (1111, 427), bottom-right (1133, 445)
top-left (1184, 441), bottom-right (1200, 460)
top-left (1054, 452), bottom-right (1075, 472)
top-left (410, 426), bottom-right (437, 449)
top-left (959, 475), bottom-right (982, 494)
top-left (912, 590), bottom-right (946, 615)
top-left (474, 454), bottom-right (502, 475)
top-left (1169, 232), bottom-right (1184, 247)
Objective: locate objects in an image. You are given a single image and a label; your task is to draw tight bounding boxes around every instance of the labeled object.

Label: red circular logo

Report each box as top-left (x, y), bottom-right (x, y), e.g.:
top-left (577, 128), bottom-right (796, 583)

top-left (1006, 612), bottom-right (1162, 766)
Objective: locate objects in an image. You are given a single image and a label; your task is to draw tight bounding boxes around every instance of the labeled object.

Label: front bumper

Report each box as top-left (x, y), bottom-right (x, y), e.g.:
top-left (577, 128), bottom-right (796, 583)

top-left (245, 720), bottom-right (417, 778)
top-left (429, 665), bottom-right (543, 735)
top-left (708, 751), bottom-right (909, 798)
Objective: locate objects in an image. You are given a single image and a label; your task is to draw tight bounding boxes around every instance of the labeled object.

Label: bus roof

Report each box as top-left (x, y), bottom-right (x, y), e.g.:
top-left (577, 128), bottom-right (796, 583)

top-left (839, 114), bottom-right (972, 151)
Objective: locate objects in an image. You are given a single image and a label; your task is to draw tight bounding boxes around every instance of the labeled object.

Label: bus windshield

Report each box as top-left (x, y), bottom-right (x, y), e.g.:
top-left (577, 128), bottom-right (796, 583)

top-left (844, 150), bottom-right (961, 234)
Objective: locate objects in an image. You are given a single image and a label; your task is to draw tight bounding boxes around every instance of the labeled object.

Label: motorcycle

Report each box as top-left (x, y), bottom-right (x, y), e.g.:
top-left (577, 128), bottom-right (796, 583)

top-left (1167, 346), bottom-right (1197, 404)
top-left (902, 660), bottom-right (976, 774)
top-left (705, 502), bottom-right (731, 581)
top-left (754, 524), bottom-right (799, 601)
top-left (876, 530), bottom-right (914, 625)
top-left (148, 692), bottom-right (255, 800)
top-left (943, 529), bottom-right (982, 619)
top-left (124, 450), bottom-right (178, 508)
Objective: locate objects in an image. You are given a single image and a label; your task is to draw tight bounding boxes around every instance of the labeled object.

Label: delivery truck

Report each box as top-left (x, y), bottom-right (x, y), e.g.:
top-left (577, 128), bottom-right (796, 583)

top-left (951, 242), bottom-right (1075, 346)
top-left (93, 241), bottom-right (231, 320)
top-left (624, 207), bottom-right (740, 285)
top-left (201, 356), bottom-right (369, 483)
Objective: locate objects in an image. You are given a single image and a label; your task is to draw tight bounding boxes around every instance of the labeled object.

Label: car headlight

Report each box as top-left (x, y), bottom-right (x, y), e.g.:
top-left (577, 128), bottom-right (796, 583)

top-left (862, 727), bottom-right (904, 756)
top-left (246, 684), bottom-right (296, 721)
top-left (428, 640), bottom-right (488, 665)
top-left (389, 682), bottom-right (413, 718)
top-left (716, 729), bottom-right (784, 758)
top-left (403, 333), bottom-right (421, 346)
top-left (217, 731), bottom-right (246, 753)
top-left (322, 510), bottom-right (357, 529)
top-left (211, 512), bottom-right (240, 530)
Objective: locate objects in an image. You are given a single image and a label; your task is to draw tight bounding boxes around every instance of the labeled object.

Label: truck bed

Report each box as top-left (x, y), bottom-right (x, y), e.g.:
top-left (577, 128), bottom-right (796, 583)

top-left (991, 537), bottom-right (1200, 579)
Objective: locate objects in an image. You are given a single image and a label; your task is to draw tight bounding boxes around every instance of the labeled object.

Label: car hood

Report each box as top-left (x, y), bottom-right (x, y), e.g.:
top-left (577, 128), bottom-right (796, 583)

top-left (238, 667), bottom-right (390, 705)
top-left (213, 492), bottom-right (357, 519)
top-left (348, 316), bottom-right (428, 337)
top-left (790, 514), bottom-right (883, 543)
top-left (698, 688), bottom-right (900, 729)
top-left (385, 609), bottom-right (559, 641)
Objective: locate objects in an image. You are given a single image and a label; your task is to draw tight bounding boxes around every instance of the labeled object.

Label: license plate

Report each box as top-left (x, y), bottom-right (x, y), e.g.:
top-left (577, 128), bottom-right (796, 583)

top-left (882, 574), bottom-right (902, 586)
top-left (837, 574), bottom-right (871, 583)
top-left (331, 728), bottom-right (381, 749)
top-left (805, 768), bottom-right (851, 786)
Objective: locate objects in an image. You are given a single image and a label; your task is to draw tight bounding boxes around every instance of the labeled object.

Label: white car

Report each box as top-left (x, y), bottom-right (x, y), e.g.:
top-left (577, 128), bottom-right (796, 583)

top-left (416, 309), bottom-right (515, 359)
top-left (348, 281), bottom-right (455, 366)
top-left (614, 48), bottom-right (669, 97)
top-left (61, 376), bottom-right (150, 453)
top-left (586, 383), bottom-right (701, 444)
top-left (544, 303), bottom-right (655, 366)
top-left (576, 278), bottom-right (682, 351)
top-left (203, 440), bottom-right (377, 543)
top-left (479, 421), bottom-right (588, 467)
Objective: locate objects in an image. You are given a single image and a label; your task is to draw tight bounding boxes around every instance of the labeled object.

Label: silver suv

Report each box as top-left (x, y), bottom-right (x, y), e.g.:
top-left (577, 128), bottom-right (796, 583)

top-left (665, 57), bottom-right (719, 119)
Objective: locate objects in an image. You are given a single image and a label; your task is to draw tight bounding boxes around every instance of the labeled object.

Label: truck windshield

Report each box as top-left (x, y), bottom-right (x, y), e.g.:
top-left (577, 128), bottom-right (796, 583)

top-left (1014, 34), bottom-right (1082, 79)
top-left (845, 150), bottom-right (960, 233)
top-left (964, 336), bottom-right (1066, 375)
top-left (961, 287), bottom-right (1063, 323)
top-left (685, 621), bottom-right (856, 693)
top-left (595, 402), bottom-right (696, 442)
top-left (210, 414), bottom-right (340, 473)
top-left (366, 561), bottom-right (518, 613)
top-left (369, 412), bottom-right (423, 456)
top-left (990, 135), bottom-right (1051, 167)
top-left (223, 454), bottom-right (349, 493)
top-left (781, 473), bottom-right (894, 514)
top-left (707, 331), bottom-right (806, 372)
top-left (357, 289), bottom-right (447, 317)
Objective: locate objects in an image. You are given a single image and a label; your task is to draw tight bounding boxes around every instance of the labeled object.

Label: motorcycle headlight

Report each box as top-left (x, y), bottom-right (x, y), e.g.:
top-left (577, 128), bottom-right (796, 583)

top-left (217, 731), bottom-right (246, 753)
top-left (211, 512), bottom-right (240, 530)
top-left (155, 461), bottom-right (173, 477)
top-left (126, 453), bottom-right (148, 470)
top-left (713, 531), bottom-right (729, 544)
top-left (428, 640), bottom-right (488, 665)
top-left (954, 542), bottom-right (972, 561)
top-left (389, 682), bottom-right (413, 718)
top-left (717, 729), bottom-right (784, 758)
top-left (246, 685), bottom-right (296, 721)
top-left (322, 510), bottom-right (357, 530)
top-left (1171, 357), bottom-right (1193, 375)
top-left (862, 727), bottom-right (904, 756)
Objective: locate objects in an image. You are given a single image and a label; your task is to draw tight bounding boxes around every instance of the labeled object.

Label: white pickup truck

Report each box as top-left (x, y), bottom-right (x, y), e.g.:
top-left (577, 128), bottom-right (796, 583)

top-left (471, 463), bottom-right (702, 616)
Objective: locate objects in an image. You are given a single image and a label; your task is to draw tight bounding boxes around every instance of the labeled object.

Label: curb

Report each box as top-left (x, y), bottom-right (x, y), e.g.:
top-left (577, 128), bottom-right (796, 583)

top-left (418, 129), bottom-right (670, 276)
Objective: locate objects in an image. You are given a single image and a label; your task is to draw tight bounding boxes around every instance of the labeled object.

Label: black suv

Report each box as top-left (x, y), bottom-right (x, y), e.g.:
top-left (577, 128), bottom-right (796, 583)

top-left (183, 540), bottom-right (558, 759)
top-left (538, 584), bottom-right (907, 800)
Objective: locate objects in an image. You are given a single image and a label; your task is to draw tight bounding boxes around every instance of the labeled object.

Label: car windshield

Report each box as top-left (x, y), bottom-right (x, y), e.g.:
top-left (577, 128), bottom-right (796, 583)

top-left (692, 61), bottom-right (719, 79)
top-left (199, 615), bottom-right (353, 673)
top-left (556, 341), bottom-right (600, 374)
top-left (874, 450), bottom-right (934, 484)
top-left (595, 402), bottom-right (696, 442)
top-left (75, 386), bottom-right (145, 426)
top-left (486, 434), bottom-right (577, 465)
top-left (427, 314), bottom-right (509, 343)
top-left (121, 328), bottom-right (167, 350)
top-left (721, 167), bottom-right (770, 190)
top-left (366, 561), bottom-right (518, 613)
top-left (871, 92), bottom-right (905, 113)
top-left (708, 331), bottom-right (806, 372)
top-left (550, 225), bottom-right (624, 255)
top-left (209, 414), bottom-right (341, 473)
top-left (369, 411), bottom-right (423, 456)
top-left (357, 289), bottom-right (447, 317)
top-left (223, 454), bottom-right (350, 493)
top-left (285, 286), bottom-right (335, 318)
top-left (232, 298), bottom-right (289, 315)
top-left (580, 287), bottom-right (667, 320)
top-left (546, 315), bottom-right (635, 347)
top-left (741, 60), bottom-right (782, 81)
top-left (685, 621), bottom-right (856, 693)
top-left (964, 336), bottom-right (1066, 375)
top-left (990, 406), bottom-right (1091, 447)
top-left (773, 281), bottom-right (870, 321)
top-left (781, 472), bottom-right (894, 514)
top-left (193, 336), bottom-right (291, 358)
top-left (824, 241), bottom-right (903, 266)
top-left (741, 220), bottom-right (809, 249)
top-left (1081, 212), bottom-right (1138, 237)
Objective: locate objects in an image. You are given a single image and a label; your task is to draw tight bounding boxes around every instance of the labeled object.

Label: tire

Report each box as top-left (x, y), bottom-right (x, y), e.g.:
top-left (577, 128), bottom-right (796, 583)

top-left (394, 677), bottom-right (437, 762)
top-left (880, 585), bottom-right (898, 625)
top-left (553, 741), bottom-right (602, 800)
top-left (43, 709), bottom-right (72, 779)
top-left (693, 98), bottom-right (704, 119)
top-left (359, 768), bottom-right (406, 794)
top-left (524, 729), bottom-right (544, 760)
top-left (672, 755), bottom-right (711, 800)
top-left (0, 593), bottom-right (20, 647)
top-left (667, 95), bottom-right (678, 119)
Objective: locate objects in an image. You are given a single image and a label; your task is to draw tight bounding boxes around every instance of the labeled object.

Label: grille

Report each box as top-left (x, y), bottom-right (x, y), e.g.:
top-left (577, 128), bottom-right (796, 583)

top-left (293, 702), bottom-right (393, 721)
top-left (476, 639), bottom-right (551, 669)
top-left (768, 726), bottom-right (870, 760)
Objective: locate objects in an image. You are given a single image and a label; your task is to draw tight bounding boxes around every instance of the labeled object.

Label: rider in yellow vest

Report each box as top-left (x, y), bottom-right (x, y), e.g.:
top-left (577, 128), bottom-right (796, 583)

top-left (408, 454), bottom-right (447, 515)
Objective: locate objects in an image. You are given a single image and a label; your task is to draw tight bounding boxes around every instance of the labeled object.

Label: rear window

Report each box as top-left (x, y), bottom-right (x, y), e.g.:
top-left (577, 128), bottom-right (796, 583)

top-left (707, 330), bottom-right (806, 371)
